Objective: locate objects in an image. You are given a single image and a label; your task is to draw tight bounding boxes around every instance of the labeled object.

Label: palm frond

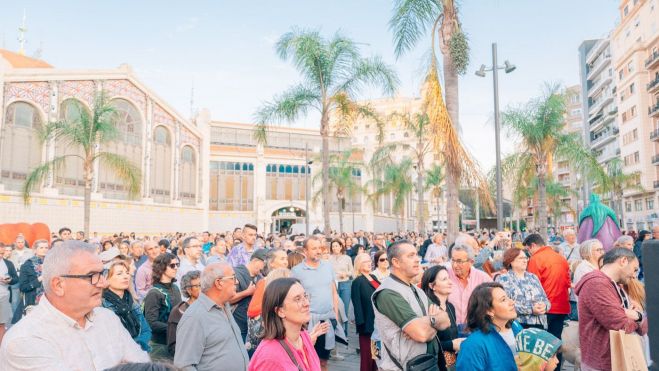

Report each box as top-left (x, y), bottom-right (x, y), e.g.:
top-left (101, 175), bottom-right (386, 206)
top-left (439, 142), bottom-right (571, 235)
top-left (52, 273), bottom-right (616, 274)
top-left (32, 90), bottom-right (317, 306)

top-left (95, 152), bottom-right (142, 198)
top-left (21, 156), bottom-right (70, 204)
top-left (389, 0), bottom-right (442, 58)
top-left (276, 28), bottom-right (327, 87)
top-left (337, 56), bottom-right (400, 97)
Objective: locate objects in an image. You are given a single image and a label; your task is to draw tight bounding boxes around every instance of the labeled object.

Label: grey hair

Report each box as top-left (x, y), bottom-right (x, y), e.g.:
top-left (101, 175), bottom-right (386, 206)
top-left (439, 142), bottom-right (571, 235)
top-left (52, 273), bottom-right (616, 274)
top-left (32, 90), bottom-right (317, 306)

top-left (200, 262), bottom-right (231, 293)
top-left (580, 239), bottom-right (601, 260)
top-left (266, 248), bottom-right (286, 268)
top-left (180, 270), bottom-right (201, 299)
top-left (450, 242), bottom-right (475, 260)
top-left (614, 235), bottom-right (634, 248)
top-left (42, 240), bottom-right (97, 294)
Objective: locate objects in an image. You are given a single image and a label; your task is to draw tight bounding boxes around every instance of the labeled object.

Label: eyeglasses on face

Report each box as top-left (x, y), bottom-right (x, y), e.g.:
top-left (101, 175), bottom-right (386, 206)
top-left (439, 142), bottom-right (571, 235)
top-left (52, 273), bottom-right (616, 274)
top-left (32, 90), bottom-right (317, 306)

top-left (168, 263), bottom-right (180, 269)
top-left (61, 268), bottom-right (109, 285)
top-left (217, 275), bottom-right (239, 284)
top-left (290, 293), bottom-right (310, 307)
top-left (378, 258), bottom-right (388, 262)
top-left (451, 259), bottom-right (470, 265)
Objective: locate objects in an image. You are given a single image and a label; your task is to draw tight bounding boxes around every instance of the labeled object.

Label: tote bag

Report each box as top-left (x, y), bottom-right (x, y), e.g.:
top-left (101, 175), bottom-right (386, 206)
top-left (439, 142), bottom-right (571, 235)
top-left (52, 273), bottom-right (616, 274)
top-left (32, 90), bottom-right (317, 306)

top-left (609, 329), bottom-right (648, 371)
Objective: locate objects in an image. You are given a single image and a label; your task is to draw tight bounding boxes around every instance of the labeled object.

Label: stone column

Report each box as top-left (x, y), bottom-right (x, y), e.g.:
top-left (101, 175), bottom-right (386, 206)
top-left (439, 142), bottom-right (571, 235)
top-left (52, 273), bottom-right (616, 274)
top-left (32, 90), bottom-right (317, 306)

top-left (91, 80), bottom-right (102, 196)
top-left (0, 73), bottom-right (5, 192)
top-left (255, 143), bottom-right (266, 229)
top-left (172, 122), bottom-right (181, 205)
top-left (197, 108), bottom-right (211, 230)
top-left (42, 81), bottom-right (58, 195)
top-left (142, 98), bottom-right (153, 200)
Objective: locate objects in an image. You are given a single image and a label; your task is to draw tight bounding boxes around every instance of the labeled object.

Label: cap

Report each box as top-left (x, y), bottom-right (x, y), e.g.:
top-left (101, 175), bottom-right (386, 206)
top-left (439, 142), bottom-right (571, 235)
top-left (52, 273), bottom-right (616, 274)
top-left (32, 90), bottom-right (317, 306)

top-left (99, 246), bottom-right (121, 268)
top-left (515, 328), bottom-right (562, 370)
top-left (250, 248), bottom-right (269, 262)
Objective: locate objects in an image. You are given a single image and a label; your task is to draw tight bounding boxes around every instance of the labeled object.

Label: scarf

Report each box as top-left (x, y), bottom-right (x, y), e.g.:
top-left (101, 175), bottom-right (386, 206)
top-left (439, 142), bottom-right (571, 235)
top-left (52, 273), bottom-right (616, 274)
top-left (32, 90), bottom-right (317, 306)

top-left (102, 289), bottom-right (140, 338)
top-left (29, 256), bottom-right (45, 303)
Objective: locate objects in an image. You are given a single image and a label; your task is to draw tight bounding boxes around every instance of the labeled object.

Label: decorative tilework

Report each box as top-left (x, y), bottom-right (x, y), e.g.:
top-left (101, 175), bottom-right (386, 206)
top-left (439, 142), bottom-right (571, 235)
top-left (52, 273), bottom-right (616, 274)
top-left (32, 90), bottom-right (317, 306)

top-left (181, 126), bottom-right (200, 148)
top-left (4, 81), bottom-right (50, 114)
top-left (153, 103), bottom-right (176, 130)
top-left (59, 80), bottom-right (96, 107)
top-left (103, 79), bottom-right (146, 112)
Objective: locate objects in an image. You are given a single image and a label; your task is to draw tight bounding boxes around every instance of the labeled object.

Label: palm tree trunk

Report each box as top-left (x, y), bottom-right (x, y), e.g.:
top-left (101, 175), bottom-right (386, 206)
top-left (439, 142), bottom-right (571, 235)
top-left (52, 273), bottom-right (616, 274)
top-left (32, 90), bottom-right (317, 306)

top-left (417, 165), bottom-right (425, 234)
top-left (436, 191), bottom-right (441, 233)
top-left (338, 196), bottom-right (344, 235)
top-left (83, 161), bottom-right (93, 238)
top-left (443, 51), bottom-right (461, 244)
top-left (537, 167), bottom-right (549, 243)
top-left (321, 113), bottom-right (331, 235)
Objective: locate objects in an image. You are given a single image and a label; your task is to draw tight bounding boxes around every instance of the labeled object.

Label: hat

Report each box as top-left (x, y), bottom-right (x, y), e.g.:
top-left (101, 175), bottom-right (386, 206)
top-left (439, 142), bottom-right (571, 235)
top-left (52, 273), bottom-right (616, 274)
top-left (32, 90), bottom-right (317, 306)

top-left (515, 328), bottom-right (562, 370)
top-left (250, 248), bottom-right (269, 262)
top-left (99, 247), bottom-right (121, 268)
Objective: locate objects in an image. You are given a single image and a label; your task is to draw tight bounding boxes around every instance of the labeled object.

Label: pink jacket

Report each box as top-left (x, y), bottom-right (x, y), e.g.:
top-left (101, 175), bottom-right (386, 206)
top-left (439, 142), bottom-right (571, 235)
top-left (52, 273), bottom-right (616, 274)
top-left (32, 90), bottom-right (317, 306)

top-left (248, 331), bottom-right (320, 371)
top-left (448, 267), bottom-right (493, 324)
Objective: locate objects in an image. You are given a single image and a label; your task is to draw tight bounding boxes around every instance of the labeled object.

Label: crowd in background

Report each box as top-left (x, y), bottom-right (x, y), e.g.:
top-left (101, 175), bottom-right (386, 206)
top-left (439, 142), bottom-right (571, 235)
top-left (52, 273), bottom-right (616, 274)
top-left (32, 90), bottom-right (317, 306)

top-left (0, 224), bottom-right (651, 371)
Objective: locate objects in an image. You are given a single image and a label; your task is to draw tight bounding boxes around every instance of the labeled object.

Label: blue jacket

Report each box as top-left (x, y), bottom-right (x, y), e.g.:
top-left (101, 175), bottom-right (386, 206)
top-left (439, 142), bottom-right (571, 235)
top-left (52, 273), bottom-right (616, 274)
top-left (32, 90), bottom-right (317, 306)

top-left (102, 296), bottom-right (152, 352)
top-left (456, 321), bottom-right (522, 371)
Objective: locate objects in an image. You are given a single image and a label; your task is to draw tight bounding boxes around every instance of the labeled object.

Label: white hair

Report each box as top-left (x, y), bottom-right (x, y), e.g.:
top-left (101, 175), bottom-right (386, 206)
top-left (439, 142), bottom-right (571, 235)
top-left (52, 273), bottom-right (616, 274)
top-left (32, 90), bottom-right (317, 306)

top-left (614, 235), bottom-right (633, 248)
top-left (579, 239), bottom-right (601, 260)
top-left (42, 240), bottom-right (97, 294)
top-left (200, 262), bottom-right (231, 293)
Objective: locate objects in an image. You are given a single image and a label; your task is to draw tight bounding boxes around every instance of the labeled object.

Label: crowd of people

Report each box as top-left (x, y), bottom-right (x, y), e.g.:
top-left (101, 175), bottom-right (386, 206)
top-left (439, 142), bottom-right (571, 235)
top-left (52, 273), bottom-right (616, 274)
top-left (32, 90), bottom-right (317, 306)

top-left (0, 224), bottom-right (651, 371)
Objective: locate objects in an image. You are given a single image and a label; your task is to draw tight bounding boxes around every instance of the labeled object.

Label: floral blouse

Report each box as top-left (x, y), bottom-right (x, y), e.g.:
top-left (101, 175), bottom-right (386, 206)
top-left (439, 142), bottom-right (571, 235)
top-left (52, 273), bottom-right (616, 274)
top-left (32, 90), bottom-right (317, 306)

top-left (495, 271), bottom-right (551, 328)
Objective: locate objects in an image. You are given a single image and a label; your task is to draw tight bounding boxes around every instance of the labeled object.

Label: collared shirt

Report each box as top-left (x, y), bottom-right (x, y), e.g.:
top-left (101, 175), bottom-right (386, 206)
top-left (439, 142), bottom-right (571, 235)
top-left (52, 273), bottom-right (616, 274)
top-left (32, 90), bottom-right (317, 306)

top-left (134, 259), bottom-right (153, 302)
top-left (559, 242), bottom-right (582, 264)
top-left (177, 256), bottom-right (205, 283)
top-left (0, 296), bottom-right (149, 370)
top-left (447, 266), bottom-right (493, 324)
top-left (495, 271), bottom-right (551, 327)
top-left (226, 243), bottom-right (254, 268)
top-left (291, 260), bottom-right (335, 314)
top-left (174, 293), bottom-right (249, 371)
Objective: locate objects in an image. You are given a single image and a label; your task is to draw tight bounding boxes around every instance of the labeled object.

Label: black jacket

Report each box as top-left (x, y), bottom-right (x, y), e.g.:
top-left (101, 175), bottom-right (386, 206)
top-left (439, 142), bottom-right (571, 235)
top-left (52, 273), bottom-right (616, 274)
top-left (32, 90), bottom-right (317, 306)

top-left (143, 281), bottom-right (182, 344)
top-left (1, 258), bottom-right (18, 301)
top-left (351, 274), bottom-right (379, 335)
top-left (12, 259), bottom-right (42, 324)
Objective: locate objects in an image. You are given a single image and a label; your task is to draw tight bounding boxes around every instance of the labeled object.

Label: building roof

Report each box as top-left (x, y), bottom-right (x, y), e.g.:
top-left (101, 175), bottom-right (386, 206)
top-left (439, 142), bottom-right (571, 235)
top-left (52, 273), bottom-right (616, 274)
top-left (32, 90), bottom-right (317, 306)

top-left (0, 49), bottom-right (52, 68)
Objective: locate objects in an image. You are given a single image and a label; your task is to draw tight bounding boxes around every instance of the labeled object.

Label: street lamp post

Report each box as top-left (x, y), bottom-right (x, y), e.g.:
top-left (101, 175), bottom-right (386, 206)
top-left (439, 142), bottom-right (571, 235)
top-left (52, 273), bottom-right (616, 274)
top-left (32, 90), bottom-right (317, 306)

top-left (476, 42), bottom-right (516, 231)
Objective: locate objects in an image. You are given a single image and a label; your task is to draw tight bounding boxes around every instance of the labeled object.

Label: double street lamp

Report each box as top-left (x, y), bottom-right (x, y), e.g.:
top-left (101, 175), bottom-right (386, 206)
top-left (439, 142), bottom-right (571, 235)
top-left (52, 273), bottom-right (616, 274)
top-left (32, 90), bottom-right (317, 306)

top-left (475, 42), bottom-right (516, 231)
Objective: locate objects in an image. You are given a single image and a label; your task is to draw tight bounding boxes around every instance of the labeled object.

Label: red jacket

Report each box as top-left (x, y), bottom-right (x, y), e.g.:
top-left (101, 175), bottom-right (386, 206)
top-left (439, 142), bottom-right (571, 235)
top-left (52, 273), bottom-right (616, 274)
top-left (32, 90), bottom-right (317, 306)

top-left (574, 270), bottom-right (647, 370)
top-left (527, 246), bottom-right (571, 314)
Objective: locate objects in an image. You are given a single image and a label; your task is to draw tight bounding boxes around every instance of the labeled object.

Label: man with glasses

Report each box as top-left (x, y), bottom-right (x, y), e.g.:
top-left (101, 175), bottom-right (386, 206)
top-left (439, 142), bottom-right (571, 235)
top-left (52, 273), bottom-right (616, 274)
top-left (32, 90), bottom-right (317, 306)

top-left (174, 262), bottom-right (249, 370)
top-left (369, 234), bottom-right (386, 262)
top-left (447, 234), bottom-right (492, 327)
top-left (0, 240), bottom-right (149, 370)
top-left (575, 247), bottom-right (647, 371)
top-left (177, 237), bottom-right (205, 282)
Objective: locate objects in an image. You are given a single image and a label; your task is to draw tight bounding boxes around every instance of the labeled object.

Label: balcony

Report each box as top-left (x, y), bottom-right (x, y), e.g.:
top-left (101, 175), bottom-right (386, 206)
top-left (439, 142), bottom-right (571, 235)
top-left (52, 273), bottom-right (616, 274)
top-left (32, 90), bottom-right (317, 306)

top-left (646, 51), bottom-right (659, 69)
top-left (651, 129), bottom-right (659, 141)
top-left (654, 180), bottom-right (659, 189)
top-left (588, 74), bottom-right (613, 96)
top-left (587, 56), bottom-right (611, 80)
top-left (586, 39), bottom-right (609, 65)
top-left (591, 130), bottom-right (617, 148)
top-left (648, 76), bottom-right (659, 94)
top-left (589, 94), bottom-right (614, 116)
top-left (653, 155), bottom-right (659, 165)
top-left (650, 103), bottom-right (659, 118)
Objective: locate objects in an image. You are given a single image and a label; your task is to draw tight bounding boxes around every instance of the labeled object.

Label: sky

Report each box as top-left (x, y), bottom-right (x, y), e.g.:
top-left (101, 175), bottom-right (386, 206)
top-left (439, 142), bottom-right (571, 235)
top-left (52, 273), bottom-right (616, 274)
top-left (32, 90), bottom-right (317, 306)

top-left (0, 0), bottom-right (620, 172)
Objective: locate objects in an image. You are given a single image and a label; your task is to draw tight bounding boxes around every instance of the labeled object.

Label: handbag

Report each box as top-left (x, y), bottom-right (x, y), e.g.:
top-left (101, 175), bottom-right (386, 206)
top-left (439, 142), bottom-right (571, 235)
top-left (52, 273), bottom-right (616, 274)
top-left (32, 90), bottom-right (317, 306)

top-left (609, 329), bottom-right (648, 371)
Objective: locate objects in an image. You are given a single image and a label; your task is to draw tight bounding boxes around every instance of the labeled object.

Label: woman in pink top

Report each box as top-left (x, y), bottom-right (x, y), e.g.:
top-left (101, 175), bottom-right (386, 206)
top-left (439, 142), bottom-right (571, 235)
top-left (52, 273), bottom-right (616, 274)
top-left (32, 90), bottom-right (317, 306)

top-left (249, 277), bottom-right (329, 371)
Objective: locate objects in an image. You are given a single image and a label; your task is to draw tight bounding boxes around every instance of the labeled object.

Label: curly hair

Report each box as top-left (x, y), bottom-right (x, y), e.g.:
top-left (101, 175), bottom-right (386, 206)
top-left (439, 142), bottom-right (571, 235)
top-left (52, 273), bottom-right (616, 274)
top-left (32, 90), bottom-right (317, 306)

top-left (180, 270), bottom-right (201, 299)
top-left (466, 282), bottom-right (511, 334)
top-left (152, 253), bottom-right (178, 284)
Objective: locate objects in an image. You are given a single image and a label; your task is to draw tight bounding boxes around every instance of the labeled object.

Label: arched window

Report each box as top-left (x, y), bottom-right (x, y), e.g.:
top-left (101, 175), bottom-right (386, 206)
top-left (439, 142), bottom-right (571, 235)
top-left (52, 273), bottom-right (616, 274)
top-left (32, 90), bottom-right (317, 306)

top-left (179, 145), bottom-right (197, 205)
top-left (1, 102), bottom-right (43, 191)
top-left (151, 126), bottom-right (172, 203)
top-left (98, 98), bottom-right (143, 200)
top-left (54, 99), bottom-right (88, 196)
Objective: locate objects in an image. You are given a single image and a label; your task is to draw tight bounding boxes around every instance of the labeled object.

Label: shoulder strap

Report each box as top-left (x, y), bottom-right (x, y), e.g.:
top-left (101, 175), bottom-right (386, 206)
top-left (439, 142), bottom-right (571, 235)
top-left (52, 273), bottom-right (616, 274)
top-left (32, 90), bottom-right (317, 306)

top-left (382, 342), bottom-right (405, 371)
top-left (278, 339), bottom-right (304, 371)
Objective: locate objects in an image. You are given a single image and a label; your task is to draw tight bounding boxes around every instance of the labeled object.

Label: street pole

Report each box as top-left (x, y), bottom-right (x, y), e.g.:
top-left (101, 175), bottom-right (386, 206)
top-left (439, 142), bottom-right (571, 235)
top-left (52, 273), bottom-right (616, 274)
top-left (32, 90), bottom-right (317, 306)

top-left (492, 43), bottom-right (504, 232)
top-left (476, 190), bottom-right (480, 231)
top-left (305, 143), bottom-right (310, 236)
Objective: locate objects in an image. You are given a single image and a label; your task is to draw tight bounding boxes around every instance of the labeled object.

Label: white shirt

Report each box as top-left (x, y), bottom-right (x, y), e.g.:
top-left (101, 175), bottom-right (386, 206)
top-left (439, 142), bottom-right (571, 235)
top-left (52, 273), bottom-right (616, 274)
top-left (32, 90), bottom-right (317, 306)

top-left (0, 259), bottom-right (9, 298)
top-left (177, 256), bottom-right (205, 283)
top-left (9, 248), bottom-right (33, 275)
top-left (0, 296), bottom-right (149, 370)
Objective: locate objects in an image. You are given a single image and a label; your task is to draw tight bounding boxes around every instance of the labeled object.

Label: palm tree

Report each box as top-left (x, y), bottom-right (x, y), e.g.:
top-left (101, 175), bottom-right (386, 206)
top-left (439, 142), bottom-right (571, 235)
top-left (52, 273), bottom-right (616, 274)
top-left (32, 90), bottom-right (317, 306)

top-left (22, 93), bottom-right (141, 236)
top-left (368, 157), bottom-right (415, 232)
top-left (594, 157), bottom-right (643, 226)
top-left (254, 28), bottom-right (399, 234)
top-left (501, 85), bottom-right (605, 241)
top-left (425, 163), bottom-right (444, 232)
top-left (312, 149), bottom-right (364, 234)
top-left (390, 0), bottom-right (488, 243)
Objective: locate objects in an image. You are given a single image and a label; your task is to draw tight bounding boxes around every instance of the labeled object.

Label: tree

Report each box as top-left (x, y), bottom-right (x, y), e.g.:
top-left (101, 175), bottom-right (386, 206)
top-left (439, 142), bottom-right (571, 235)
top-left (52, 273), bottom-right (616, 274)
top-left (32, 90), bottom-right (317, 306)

top-left (368, 157), bottom-right (415, 232)
top-left (254, 28), bottom-right (399, 234)
top-left (22, 93), bottom-right (141, 236)
top-left (594, 157), bottom-right (643, 226)
top-left (425, 164), bottom-right (445, 230)
top-left (391, 0), bottom-right (488, 242)
top-left (312, 149), bottom-right (364, 234)
top-left (501, 85), bottom-right (604, 241)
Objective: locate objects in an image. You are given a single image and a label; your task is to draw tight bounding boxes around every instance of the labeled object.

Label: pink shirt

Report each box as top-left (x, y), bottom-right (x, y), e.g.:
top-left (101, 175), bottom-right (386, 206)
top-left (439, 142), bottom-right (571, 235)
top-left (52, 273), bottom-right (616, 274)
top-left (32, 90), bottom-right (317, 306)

top-left (447, 267), bottom-right (492, 324)
top-left (134, 259), bottom-right (153, 302)
top-left (248, 330), bottom-right (321, 371)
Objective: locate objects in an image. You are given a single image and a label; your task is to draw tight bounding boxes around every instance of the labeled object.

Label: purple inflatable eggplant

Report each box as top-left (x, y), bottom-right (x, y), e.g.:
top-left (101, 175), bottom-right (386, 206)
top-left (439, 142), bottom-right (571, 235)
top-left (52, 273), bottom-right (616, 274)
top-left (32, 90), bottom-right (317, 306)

top-left (577, 194), bottom-right (621, 251)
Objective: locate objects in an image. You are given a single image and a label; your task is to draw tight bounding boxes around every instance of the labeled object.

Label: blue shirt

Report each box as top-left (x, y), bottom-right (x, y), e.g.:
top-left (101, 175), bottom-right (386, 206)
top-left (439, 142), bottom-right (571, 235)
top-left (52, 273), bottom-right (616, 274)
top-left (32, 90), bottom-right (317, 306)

top-left (291, 260), bottom-right (335, 314)
top-left (456, 322), bottom-right (522, 371)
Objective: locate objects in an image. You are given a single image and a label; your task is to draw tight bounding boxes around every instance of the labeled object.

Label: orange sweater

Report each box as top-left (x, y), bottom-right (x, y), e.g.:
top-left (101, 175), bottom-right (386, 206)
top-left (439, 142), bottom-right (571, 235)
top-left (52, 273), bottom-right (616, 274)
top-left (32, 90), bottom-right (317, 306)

top-left (247, 279), bottom-right (266, 318)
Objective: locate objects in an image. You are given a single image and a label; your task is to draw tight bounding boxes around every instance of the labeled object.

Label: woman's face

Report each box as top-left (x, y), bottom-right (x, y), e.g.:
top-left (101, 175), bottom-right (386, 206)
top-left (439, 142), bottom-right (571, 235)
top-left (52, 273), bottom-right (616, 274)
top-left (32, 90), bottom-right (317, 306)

top-left (487, 287), bottom-right (517, 323)
top-left (359, 258), bottom-right (371, 274)
top-left (118, 243), bottom-right (129, 256)
top-left (103, 242), bottom-right (114, 252)
top-left (271, 250), bottom-right (289, 270)
top-left (164, 259), bottom-right (179, 280)
top-left (108, 264), bottom-right (131, 291)
top-left (377, 254), bottom-right (389, 270)
top-left (431, 269), bottom-right (453, 296)
top-left (589, 243), bottom-right (605, 264)
top-left (510, 250), bottom-right (529, 272)
top-left (186, 277), bottom-right (201, 300)
top-left (545, 354), bottom-right (559, 371)
top-left (331, 242), bottom-right (342, 255)
top-left (278, 283), bottom-right (310, 326)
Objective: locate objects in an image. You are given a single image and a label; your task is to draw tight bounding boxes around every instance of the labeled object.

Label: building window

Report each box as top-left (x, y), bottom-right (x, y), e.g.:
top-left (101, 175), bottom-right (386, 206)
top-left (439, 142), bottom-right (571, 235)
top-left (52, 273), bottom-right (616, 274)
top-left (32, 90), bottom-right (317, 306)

top-left (635, 199), bottom-right (643, 211)
top-left (631, 105), bottom-right (637, 117)
top-left (647, 198), bottom-right (654, 210)
top-left (628, 61), bottom-right (634, 73)
top-left (210, 161), bottom-right (254, 211)
top-left (151, 126), bottom-right (172, 204)
top-left (619, 69), bottom-right (625, 80)
top-left (626, 202), bottom-right (632, 212)
top-left (266, 163), bottom-right (310, 201)
top-left (630, 83), bottom-right (635, 94)
top-left (1, 102), bottom-right (43, 192)
top-left (624, 5), bottom-right (629, 16)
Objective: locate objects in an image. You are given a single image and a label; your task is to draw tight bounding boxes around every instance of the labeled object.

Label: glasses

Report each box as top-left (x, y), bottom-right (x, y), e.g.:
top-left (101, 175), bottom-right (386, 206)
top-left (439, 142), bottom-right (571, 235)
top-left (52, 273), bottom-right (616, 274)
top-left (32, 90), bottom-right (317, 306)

top-left (451, 259), bottom-right (470, 265)
top-left (61, 269), bottom-right (108, 285)
top-left (378, 258), bottom-right (387, 262)
top-left (290, 293), bottom-right (310, 307)
top-left (168, 263), bottom-right (180, 269)
top-left (593, 248), bottom-right (604, 253)
top-left (188, 244), bottom-right (202, 248)
top-left (186, 284), bottom-right (201, 289)
top-left (218, 275), bottom-right (239, 284)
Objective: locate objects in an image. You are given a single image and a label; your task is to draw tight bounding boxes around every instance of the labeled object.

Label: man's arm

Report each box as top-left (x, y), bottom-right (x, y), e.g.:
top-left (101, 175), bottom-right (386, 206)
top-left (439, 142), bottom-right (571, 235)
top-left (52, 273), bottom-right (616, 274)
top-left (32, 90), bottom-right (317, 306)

top-left (374, 290), bottom-right (437, 343)
top-left (173, 314), bottom-right (204, 371)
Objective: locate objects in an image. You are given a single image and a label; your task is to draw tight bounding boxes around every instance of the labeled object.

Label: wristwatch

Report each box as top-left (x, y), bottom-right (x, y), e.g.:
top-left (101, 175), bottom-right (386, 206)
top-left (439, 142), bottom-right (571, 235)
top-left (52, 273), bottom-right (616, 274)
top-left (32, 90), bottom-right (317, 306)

top-left (430, 316), bottom-right (437, 329)
top-left (636, 311), bottom-right (643, 323)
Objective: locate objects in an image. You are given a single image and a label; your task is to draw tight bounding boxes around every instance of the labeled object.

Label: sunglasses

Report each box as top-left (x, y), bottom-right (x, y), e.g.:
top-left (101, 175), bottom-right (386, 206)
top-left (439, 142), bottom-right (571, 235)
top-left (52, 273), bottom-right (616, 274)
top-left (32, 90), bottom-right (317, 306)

top-left (168, 263), bottom-right (180, 269)
top-left (378, 258), bottom-right (387, 262)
